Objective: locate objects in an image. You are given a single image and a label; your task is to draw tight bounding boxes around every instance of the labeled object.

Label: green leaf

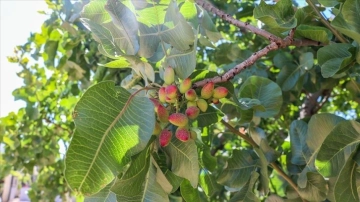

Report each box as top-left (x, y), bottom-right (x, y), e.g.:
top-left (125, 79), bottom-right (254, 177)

top-left (276, 63), bottom-right (302, 91)
top-left (200, 9), bottom-right (222, 43)
top-left (298, 172), bottom-right (328, 202)
top-left (331, 0), bottom-right (360, 43)
top-left (196, 106), bottom-right (223, 127)
top-left (180, 179), bottom-right (200, 202)
top-left (100, 58), bottom-right (130, 68)
top-left (295, 25), bottom-right (333, 43)
top-left (239, 76), bottom-right (283, 118)
top-left (217, 150), bottom-right (257, 189)
top-left (160, 1), bottom-right (195, 51)
top-left (316, 120), bottom-right (360, 177)
top-left (201, 146), bottom-right (217, 172)
top-left (318, 0), bottom-right (340, 7)
top-left (84, 180), bottom-right (116, 202)
top-left (65, 81), bottom-right (155, 195)
top-left (253, 148), bottom-right (269, 195)
top-left (164, 138), bottom-right (199, 188)
top-left (43, 40), bottom-right (58, 67)
top-left (165, 170), bottom-right (184, 193)
top-left (199, 169), bottom-right (221, 197)
top-left (307, 113), bottom-right (345, 153)
top-left (82, 0), bottom-right (111, 24)
top-left (289, 120), bottom-right (308, 165)
top-left (111, 145), bottom-right (169, 202)
top-left (298, 114), bottom-right (345, 188)
top-left (81, 19), bottom-right (121, 57)
top-left (229, 172), bottom-right (260, 202)
top-left (165, 31), bottom-right (198, 79)
top-left (253, 0), bottom-right (297, 34)
top-left (317, 43), bottom-right (354, 78)
top-left (105, 0), bottom-right (139, 55)
top-left (334, 158), bottom-right (359, 202)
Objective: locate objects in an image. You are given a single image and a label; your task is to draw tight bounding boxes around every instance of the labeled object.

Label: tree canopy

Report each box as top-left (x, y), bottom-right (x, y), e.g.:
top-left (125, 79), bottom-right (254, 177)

top-left (1, 0), bottom-right (360, 201)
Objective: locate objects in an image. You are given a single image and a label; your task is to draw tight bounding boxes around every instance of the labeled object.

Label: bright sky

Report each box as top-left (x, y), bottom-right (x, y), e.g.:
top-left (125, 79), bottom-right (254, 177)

top-left (0, 1), bottom-right (48, 117)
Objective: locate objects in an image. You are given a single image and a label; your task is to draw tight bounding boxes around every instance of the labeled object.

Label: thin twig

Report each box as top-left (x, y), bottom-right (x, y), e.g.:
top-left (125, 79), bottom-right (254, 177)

top-left (196, 0), bottom-right (282, 43)
top-left (220, 120), bottom-right (258, 147)
top-left (270, 162), bottom-right (306, 202)
top-left (221, 119), bottom-right (306, 202)
top-left (305, 0), bottom-right (348, 43)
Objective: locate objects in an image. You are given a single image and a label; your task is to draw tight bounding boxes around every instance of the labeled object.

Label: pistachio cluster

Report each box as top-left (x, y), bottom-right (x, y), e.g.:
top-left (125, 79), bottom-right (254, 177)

top-left (152, 67), bottom-right (228, 147)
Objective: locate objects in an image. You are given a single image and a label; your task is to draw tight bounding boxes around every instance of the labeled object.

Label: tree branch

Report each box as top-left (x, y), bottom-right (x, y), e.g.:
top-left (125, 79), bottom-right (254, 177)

top-left (193, 42), bottom-right (278, 88)
top-left (196, 0), bottom-right (282, 43)
top-left (305, 0), bottom-right (348, 43)
top-left (193, 2), bottom-right (324, 89)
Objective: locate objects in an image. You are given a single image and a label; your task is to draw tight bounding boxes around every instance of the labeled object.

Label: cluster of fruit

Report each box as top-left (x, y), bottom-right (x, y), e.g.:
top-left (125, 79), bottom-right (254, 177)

top-left (151, 67), bottom-right (228, 147)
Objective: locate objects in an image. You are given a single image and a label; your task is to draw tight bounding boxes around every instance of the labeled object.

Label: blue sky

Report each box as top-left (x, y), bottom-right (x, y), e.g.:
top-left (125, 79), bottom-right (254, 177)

top-left (0, 1), bottom-right (48, 117)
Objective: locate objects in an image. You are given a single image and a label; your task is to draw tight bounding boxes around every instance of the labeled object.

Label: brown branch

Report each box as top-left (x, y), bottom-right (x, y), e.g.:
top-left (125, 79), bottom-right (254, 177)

top-left (270, 162), bottom-right (306, 202)
top-left (196, 0), bottom-right (282, 43)
top-left (220, 120), bottom-right (258, 147)
top-left (306, 0), bottom-right (348, 43)
top-left (193, 42), bottom-right (279, 88)
top-left (220, 119), bottom-right (305, 201)
top-left (299, 89), bottom-right (331, 119)
top-left (193, 1), bottom-right (325, 88)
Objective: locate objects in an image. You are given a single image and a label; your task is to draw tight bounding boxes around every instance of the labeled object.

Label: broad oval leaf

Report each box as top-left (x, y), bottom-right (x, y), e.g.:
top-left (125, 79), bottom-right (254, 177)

top-left (229, 172), bottom-right (260, 202)
top-left (239, 76), bottom-right (283, 118)
top-left (180, 179), bottom-right (200, 202)
top-left (199, 169), bottom-right (221, 197)
top-left (84, 180), bottom-right (116, 202)
top-left (164, 138), bottom-right (199, 188)
top-left (317, 43), bottom-right (354, 78)
top-left (295, 24), bottom-right (332, 43)
top-left (111, 145), bottom-right (169, 202)
top-left (105, 0), bottom-right (139, 55)
top-left (298, 172), bottom-right (328, 202)
top-left (217, 150), bottom-right (257, 189)
top-left (331, 0), bottom-right (360, 43)
top-left (334, 158), bottom-right (359, 202)
top-left (315, 120), bottom-right (360, 177)
top-left (253, 0), bottom-right (296, 35)
top-left (65, 81), bottom-right (155, 195)
top-left (289, 120), bottom-right (308, 165)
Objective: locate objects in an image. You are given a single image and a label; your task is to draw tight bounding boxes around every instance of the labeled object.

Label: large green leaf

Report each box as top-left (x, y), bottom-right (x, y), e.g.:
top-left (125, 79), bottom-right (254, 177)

top-left (298, 172), bottom-right (328, 202)
top-left (289, 120), bottom-right (308, 165)
top-left (105, 0), bottom-right (139, 55)
top-left (164, 137), bottom-right (199, 188)
top-left (81, 0), bottom-right (111, 24)
top-left (253, 0), bottom-right (297, 35)
top-left (298, 113), bottom-right (344, 188)
top-left (64, 81), bottom-right (155, 195)
top-left (165, 30), bottom-right (198, 79)
top-left (43, 40), bottom-right (58, 67)
top-left (111, 145), bottom-right (169, 201)
top-left (316, 121), bottom-right (360, 177)
top-left (217, 150), bottom-right (257, 189)
top-left (84, 180), bottom-right (116, 202)
top-left (180, 179), bottom-right (200, 202)
top-left (334, 158), bottom-right (359, 202)
top-left (229, 172), bottom-right (260, 202)
top-left (81, 19), bottom-right (121, 56)
top-left (295, 25), bottom-right (332, 43)
top-left (199, 169), bottom-right (221, 197)
top-left (331, 0), bottom-right (360, 43)
top-left (317, 43), bottom-right (355, 78)
top-left (196, 106), bottom-right (223, 127)
top-left (239, 76), bottom-right (283, 118)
